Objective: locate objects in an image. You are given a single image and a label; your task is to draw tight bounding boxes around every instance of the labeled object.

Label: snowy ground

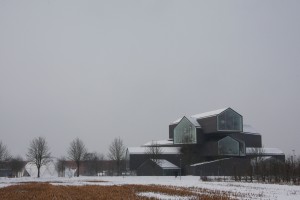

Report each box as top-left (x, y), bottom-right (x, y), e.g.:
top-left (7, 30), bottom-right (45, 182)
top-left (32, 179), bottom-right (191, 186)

top-left (1, 176), bottom-right (300, 200)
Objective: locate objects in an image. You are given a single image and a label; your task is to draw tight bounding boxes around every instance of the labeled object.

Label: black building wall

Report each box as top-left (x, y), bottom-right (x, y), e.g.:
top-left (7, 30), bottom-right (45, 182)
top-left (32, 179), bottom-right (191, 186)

top-left (169, 123), bottom-right (177, 139)
top-left (197, 117), bottom-right (217, 133)
top-left (197, 142), bottom-right (218, 157)
top-left (230, 133), bottom-right (262, 147)
top-left (189, 157), bottom-right (251, 176)
top-left (129, 154), bottom-right (149, 170)
top-left (137, 160), bottom-right (163, 176)
top-left (196, 128), bottom-right (205, 144)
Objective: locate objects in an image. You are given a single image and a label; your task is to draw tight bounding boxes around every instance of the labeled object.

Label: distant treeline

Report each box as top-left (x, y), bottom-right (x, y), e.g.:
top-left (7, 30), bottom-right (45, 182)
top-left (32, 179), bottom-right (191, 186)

top-left (232, 155), bottom-right (300, 185)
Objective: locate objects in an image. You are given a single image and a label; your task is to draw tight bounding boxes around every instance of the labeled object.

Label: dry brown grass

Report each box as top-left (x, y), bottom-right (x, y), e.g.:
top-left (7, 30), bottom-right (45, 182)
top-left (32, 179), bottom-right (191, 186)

top-left (0, 182), bottom-right (231, 200)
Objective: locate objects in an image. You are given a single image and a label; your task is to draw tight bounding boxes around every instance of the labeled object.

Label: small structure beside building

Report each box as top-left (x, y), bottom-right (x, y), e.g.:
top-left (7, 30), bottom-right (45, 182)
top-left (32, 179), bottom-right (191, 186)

top-left (137, 159), bottom-right (180, 176)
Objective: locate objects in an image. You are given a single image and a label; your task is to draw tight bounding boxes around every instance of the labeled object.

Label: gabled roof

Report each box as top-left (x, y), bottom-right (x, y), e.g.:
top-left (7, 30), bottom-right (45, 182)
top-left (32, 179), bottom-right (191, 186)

top-left (171, 107), bottom-right (230, 125)
top-left (172, 117), bottom-right (183, 124)
top-left (191, 107), bottom-right (229, 119)
top-left (187, 117), bottom-right (201, 127)
top-left (218, 135), bottom-right (244, 145)
top-left (127, 147), bottom-right (181, 155)
top-left (151, 159), bottom-right (180, 169)
top-left (170, 116), bottom-right (201, 126)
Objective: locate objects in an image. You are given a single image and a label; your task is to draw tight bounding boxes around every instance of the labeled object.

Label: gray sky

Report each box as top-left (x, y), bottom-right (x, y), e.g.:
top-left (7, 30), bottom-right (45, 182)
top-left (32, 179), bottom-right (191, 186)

top-left (1, 0), bottom-right (299, 159)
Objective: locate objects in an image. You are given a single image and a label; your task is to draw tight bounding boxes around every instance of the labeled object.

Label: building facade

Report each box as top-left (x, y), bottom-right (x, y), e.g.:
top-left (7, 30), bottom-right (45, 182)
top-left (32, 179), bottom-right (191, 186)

top-left (127, 107), bottom-right (285, 176)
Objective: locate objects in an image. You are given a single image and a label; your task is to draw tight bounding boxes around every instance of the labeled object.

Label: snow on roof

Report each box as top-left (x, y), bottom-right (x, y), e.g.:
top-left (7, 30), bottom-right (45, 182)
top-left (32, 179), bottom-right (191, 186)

top-left (187, 117), bottom-right (201, 127)
top-left (191, 108), bottom-right (228, 119)
top-left (171, 108), bottom-right (229, 125)
top-left (127, 147), bottom-right (181, 154)
top-left (171, 117), bottom-right (183, 124)
top-left (190, 158), bottom-right (230, 167)
top-left (152, 159), bottom-right (180, 169)
top-left (243, 124), bottom-right (260, 134)
top-left (143, 140), bottom-right (174, 146)
top-left (246, 148), bottom-right (284, 155)
top-left (170, 116), bottom-right (201, 126)
top-left (251, 156), bottom-right (272, 163)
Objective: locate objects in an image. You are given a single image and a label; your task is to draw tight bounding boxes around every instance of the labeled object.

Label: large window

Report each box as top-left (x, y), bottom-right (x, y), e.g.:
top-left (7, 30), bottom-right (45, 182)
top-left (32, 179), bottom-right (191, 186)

top-left (217, 109), bottom-right (242, 131)
top-left (218, 136), bottom-right (239, 156)
top-left (218, 136), bottom-right (245, 156)
top-left (174, 117), bottom-right (196, 144)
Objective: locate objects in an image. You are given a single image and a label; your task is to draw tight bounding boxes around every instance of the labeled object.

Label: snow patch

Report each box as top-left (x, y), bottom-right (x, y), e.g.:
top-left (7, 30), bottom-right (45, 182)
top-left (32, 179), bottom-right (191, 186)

top-left (246, 147), bottom-right (284, 155)
top-left (143, 140), bottom-right (174, 146)
top-left (152, 159), bottom-right (180, 169)
top-left (127, 147), bottom-right (180, 154)
top-left (191, 108), bottom-right (228, 119)
top-left (137, 192), bottom-right (196, 200)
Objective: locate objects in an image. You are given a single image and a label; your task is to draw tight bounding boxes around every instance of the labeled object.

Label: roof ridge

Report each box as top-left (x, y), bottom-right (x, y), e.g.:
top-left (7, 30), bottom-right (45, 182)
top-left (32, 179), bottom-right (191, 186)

top-left (171, 107), bottom-right (235, 125)
top-left (191, 107), bottom-right (229, 119)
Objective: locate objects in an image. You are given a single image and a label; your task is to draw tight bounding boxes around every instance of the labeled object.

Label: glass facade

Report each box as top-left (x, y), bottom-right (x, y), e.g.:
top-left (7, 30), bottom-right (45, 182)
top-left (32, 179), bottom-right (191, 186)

top-left (218, 136), bottom-right (239, 156)
top-left (174, 117), bottom-right (197, 144)
top-left (217, 109), bottom-right (242, 131)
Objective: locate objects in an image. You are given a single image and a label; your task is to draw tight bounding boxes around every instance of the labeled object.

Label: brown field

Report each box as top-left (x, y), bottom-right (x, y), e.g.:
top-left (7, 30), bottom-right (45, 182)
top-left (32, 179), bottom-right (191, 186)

top-left (0, 182), bottom-right (231, 200)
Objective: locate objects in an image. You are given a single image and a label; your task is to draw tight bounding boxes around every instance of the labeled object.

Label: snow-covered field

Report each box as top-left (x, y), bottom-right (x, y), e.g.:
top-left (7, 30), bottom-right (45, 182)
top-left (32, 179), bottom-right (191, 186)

top-left (1, 176), bottom-right (300, 200)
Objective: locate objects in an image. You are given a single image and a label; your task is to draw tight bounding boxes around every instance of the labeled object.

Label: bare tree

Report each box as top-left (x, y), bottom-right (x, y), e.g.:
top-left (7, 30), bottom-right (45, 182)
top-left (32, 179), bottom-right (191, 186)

top-left (108, 137), bottom-right (126, 176)
top-left (145, 141), bottom-right (163, 160)
top-left (68, 138), bottom-right (87, 177)
top-left (26, 137), bottom-right (52, 178)
top-left (249, 146), bottom-right (265, 181)
top-left (0, 141), bottom-right (10, 161)
top-left (296, 156), bottom-right (300, 184)
top-left (145, 141), bottom-right (163, 175)
top-left (56, 156), bottom-right (67, 177)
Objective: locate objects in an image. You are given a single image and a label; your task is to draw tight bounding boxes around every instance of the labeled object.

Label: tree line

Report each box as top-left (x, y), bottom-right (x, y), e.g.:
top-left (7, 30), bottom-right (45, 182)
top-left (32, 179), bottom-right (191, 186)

top-left (239, 155), bottom-right (300, 184)
top-left (0, 136), bottom-right (126, 178)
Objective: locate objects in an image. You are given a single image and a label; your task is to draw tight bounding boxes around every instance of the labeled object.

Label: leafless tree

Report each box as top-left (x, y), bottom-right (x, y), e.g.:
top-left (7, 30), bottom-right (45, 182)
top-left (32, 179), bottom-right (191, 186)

top-left (68, 138), bottom-right (87, 177)
top-left (56, 156), bottom-right (67, 177)
top-left (146, 141), bottom-right (163, 162)
top-left (0, 141), bottom-right (10, 161)
top-left (296, 156), bottom-right (300, 184)
top-left (249, 146), bottom-right (265, 180)
top-left (108, 137), bottom-right (126, 176)
top-left (145, 141), bottom-right (163, 175)
top-left (26, 137), bottom-right (52, 178)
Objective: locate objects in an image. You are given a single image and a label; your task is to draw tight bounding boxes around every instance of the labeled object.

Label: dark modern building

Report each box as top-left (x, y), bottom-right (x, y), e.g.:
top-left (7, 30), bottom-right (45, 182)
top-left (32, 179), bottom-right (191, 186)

top-left (126, 107), bottom-right (285, 176)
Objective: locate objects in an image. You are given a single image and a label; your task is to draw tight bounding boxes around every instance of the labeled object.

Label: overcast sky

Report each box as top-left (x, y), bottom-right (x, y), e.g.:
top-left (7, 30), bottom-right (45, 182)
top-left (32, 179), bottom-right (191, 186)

top-left (1, 0), bottom-right (299, 159)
